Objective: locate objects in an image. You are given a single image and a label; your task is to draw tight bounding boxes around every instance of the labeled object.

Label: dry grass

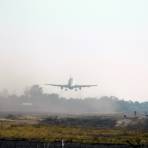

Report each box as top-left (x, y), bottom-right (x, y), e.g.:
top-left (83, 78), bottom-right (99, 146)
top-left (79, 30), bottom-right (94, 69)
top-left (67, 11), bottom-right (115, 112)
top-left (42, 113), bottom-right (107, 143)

top-left (0, 121), bottom-right (147, 144)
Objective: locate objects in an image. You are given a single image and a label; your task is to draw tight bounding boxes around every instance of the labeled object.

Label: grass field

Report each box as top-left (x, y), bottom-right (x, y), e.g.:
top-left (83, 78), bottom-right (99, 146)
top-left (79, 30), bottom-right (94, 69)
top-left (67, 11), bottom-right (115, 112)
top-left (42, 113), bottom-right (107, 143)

top-left (0, 121), bottom-right (148, 145)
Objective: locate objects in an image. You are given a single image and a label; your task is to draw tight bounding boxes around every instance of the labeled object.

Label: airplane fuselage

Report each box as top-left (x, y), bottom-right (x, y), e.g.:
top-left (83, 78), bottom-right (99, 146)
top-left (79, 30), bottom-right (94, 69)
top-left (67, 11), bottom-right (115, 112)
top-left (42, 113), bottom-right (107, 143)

top-left (67, 78), bottom-right (74, 89)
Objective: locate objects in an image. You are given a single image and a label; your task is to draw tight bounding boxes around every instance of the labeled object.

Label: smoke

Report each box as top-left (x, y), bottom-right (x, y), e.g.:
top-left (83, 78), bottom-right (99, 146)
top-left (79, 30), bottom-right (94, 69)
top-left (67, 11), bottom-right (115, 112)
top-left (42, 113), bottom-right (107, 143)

top-left (0, 85), bottom-right (147, 114)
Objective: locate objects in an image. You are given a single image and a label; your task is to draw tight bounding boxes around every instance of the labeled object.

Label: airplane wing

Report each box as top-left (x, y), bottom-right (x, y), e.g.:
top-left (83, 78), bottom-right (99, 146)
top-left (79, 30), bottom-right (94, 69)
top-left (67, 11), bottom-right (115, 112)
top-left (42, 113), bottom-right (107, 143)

top-left (74, 85), bottom-right (97, 88)
top-left (45, 84), bottom-right (67, 87)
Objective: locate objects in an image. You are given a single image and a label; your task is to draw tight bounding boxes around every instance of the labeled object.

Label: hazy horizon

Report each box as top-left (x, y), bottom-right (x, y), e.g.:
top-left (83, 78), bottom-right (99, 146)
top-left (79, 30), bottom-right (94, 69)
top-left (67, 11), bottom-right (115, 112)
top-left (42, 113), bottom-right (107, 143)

top-left (0, 85), bottom-right (148, 114)
top-left (0, 0), bottom-right (148, 101)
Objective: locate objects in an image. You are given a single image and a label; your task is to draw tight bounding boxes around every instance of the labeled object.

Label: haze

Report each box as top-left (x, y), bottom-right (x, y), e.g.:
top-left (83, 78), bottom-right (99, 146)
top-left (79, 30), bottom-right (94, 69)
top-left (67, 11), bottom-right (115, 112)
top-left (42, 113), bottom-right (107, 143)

top-left (0, 0), bottom-right (148, 101)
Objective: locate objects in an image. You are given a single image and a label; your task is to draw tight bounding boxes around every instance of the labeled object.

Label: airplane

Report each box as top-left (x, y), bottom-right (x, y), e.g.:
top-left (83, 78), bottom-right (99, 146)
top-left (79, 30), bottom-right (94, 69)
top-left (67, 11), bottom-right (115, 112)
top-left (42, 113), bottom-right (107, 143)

top-left (45, 78), bottom-right (97, 91)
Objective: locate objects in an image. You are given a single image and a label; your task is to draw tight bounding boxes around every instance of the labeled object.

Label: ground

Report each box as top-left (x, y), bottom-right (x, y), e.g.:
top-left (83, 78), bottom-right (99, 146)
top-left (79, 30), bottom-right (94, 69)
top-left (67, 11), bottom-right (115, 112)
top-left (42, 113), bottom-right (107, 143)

top-left (0, 113), bottom-right (147, 145)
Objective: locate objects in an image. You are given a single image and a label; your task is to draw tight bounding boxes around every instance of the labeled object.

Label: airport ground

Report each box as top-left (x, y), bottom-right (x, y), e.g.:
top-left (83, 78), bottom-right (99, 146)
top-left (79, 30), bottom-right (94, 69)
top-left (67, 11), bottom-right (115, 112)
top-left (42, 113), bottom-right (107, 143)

top-left (0, 113), bottom-right (148, 147)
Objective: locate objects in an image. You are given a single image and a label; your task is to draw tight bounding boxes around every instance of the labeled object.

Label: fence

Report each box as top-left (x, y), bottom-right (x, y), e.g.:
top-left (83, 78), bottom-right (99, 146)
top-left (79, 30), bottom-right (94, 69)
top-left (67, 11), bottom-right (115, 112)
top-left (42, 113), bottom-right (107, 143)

top-left (0, 139), bottom-right (147, 148)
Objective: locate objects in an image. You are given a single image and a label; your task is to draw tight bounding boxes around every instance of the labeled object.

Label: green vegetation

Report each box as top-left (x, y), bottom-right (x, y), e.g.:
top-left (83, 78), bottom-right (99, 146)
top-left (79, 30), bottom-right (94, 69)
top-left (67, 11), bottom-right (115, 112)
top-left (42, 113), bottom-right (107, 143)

top-left (0, 121), bottom-right (148, 144)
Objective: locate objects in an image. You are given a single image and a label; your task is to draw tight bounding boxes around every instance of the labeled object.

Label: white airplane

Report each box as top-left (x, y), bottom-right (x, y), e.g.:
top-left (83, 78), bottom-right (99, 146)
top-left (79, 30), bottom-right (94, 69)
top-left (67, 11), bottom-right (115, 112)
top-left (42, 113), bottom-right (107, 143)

top-left (45, 78), bottom-right (97, 91)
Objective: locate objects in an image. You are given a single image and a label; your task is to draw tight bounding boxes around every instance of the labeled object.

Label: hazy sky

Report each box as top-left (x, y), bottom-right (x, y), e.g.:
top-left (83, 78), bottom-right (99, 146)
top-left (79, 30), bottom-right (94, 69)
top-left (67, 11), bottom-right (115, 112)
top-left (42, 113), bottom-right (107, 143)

top-left (0, 0), bottom-right (148, 101)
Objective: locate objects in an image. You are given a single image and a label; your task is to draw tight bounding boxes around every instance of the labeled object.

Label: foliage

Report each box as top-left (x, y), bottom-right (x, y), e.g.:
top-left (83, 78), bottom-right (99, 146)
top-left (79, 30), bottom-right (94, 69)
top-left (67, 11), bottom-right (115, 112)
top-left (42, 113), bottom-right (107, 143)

top-left (0, 122), bottom-right (148, 144)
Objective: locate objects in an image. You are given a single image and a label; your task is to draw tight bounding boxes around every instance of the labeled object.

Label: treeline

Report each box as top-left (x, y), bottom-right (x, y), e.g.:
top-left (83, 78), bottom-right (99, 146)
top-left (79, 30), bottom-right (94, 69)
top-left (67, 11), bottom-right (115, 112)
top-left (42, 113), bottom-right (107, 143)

top-left (0, 85), bottom-right (148, 114)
